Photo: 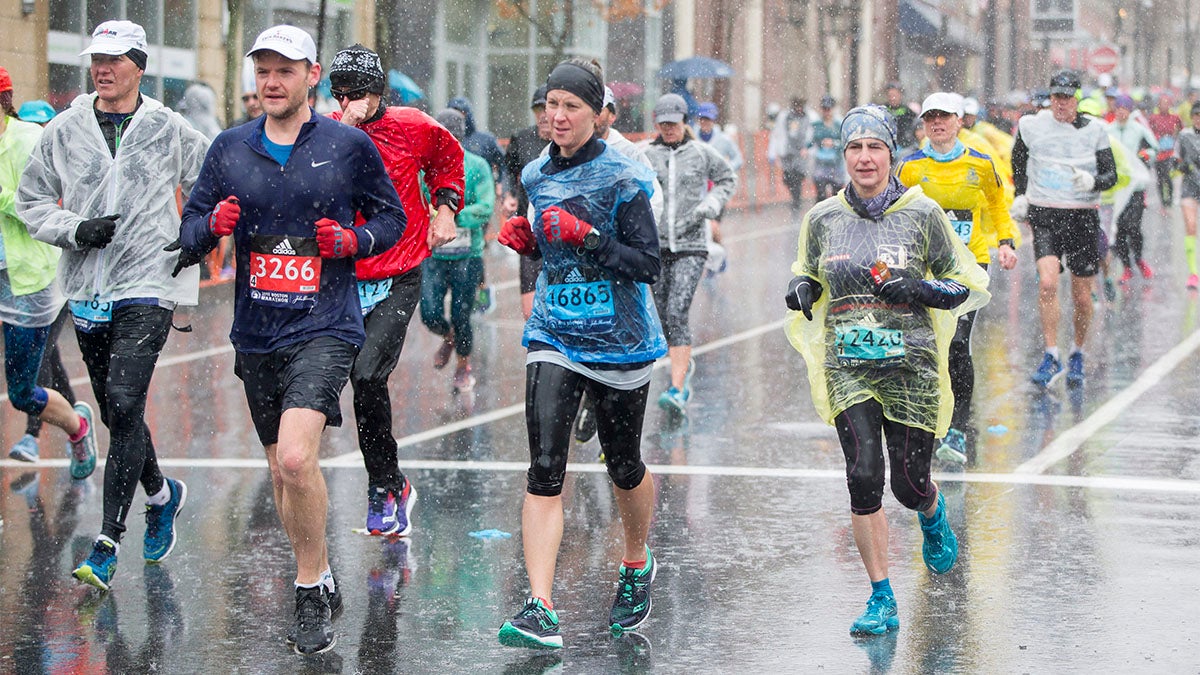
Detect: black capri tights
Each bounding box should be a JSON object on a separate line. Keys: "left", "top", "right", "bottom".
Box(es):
{"left": 834, "top": 399, "right": 937, "bottom": 515}
{"left": 524, "top": 361, "right": 649, "bottom": 497}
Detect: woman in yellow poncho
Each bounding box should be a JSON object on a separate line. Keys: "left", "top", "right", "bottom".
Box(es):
{"left": 783, "top": 105, "right": 990, "bottom": 636}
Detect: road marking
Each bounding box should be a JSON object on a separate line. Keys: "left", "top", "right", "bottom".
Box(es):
{"left": 1015, "top": 327, "right": 1200, "bottom": 474}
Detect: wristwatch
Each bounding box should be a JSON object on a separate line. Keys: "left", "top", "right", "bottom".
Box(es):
{"left": 582, "top": 229, "right": 601, "bottom": 251}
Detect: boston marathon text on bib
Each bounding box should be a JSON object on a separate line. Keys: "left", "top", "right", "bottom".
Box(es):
{"left": 945, "top": 208, "right": 973, "bottom": 246}
{"left": 249, "top": 234, "right": 321, "bottom": 309}
{"left": 545, "top": 265, "right": 615, "bottom": 322}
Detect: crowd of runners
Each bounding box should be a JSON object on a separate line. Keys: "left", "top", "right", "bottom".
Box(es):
{"left": 1, "top": 17, "right": 1197, "bottom": 658}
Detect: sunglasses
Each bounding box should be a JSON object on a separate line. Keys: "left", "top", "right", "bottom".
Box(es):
{"left": 330, "top": 86, "right": 371, "bottom": 102}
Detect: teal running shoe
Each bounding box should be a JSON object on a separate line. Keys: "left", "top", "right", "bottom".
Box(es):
{"left": 680, "top": 358, "right": 696, "bottom": 401}
{"left": 850, "top": 591, "right": 899, "bottom": 635}
{"left": 919, "top": 492, "right": 958, "bottom": 574}
{"left": 144, "top": 478, "right": 187, "bottom": 562}
{"left": 8, "top": 434, "right": 39, "bottom": 462}
{"left": 609, "top": 547, "right": 656, "bottom": 632}
{"left": 656, "top": 387, "right": 688, "bottom": 413}
{"left": 74, "top": 539, "right": 118, "bottom": 591}
{"left": 69, "top": 402, "right": 98, "bottom": 480}
{"left": 499, "top": 597, "right": 562, "bottom": 649}
{"left": 935, "top": 428, "right": 968, "bottom": 464}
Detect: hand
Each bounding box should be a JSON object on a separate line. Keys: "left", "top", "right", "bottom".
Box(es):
{"left": 315, "top": 217, "right": 359, "bottom": 258}
{"left": 340, "top": 99, "right": 371, "bottom": 126}
{"left": 542, "top": 206, "right": 593, "bottom": 247}
{"left": 997, "top": 244, "right": 1017, "bottom": 270}
{"left": 1009, "top": 195, "right": 1029, "bottom": 222}
{"left": 694, "top": 196, "right": 721, "bottom": 221}
{"left": 498, "top": 216, "right": 537, "bottom": 256}
{"left": 208, "top": 196, "right": 240, "bottom": 237}
{"left": 1071, "top": 169, "right": 1096, "bottom": 192}
{"left": 163, "top": 239, "right": 206, "bottom": 277}
{"left": 785, "top": 275, "right": 821, "bottom": 320}
{"left": 874, "top": 275, "right": 925, "bottom": 305}
{"left": 75, "top": 214, "right": 120, "bottom": 249}
{"left": 427, "top": 207, "right": 457, "bottom": 249}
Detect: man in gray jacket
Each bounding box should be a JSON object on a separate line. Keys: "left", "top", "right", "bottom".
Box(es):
{"left": 18, "top": 19, "right": 210, "bottom": 591}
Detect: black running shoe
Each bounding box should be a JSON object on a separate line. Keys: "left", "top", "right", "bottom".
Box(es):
{"left": 609, "top": 548, "right": 656, "bottom": 632}
{"left": 498, "top": 597, "right": 562, "bottom": 649}
{"left": 292, "top": 586, "right": 336, "bottom": 655}
{"left": 287, "top": 581, "right": 342, "bottom": 645}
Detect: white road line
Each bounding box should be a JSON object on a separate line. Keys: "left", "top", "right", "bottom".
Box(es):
{"left": 1015, "top": 327, "right": 1200, "bottom": 475}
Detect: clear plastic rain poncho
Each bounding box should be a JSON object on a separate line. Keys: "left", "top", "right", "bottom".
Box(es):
{"left": 16, "top": 93, "right": 209, "bottom": 306}
{"left": 786, "top": 186, "right": 990, "bottom": 436}
{"left": 522, "top": 146, "right": 667, "bottom": 364}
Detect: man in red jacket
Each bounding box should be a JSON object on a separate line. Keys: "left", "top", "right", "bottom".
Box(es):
{"left": 328, "top": 44, "right": 465, "bottom": 536}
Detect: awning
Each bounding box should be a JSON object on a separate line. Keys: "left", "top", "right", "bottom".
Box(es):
{"left": 899, "top": 0, "right": 979, "bottom": 54}
{"left": 899, "top": 0, "right": 938, "bottom": 38}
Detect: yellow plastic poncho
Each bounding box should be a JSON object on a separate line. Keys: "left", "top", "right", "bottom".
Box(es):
{"left": 786, "top": 186, "right": 990, "bottom": 436}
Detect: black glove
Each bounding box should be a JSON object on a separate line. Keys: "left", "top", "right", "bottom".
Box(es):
{"left": 874, "top": 275, "right": 925, "bottom": 305}
{"left": 163, "top": 239, "right": 207, "bottom": 278}
{"left": 785, "top": 275, "right": 821, "bottom": 320}
{"left": 76, "top": 214, "right": 120, "bottom": 249}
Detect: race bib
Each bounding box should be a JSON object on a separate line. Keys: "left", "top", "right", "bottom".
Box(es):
{"left": 358, "top": 277, "right": 392, "bottom": 315}
{"left": 1033, "top": 164, "right": 1073, "bottom": 192}
{"left": 835, "top": 325, "right": 905, "bottom": 363}
{"left": 946, "top": 209, "right": 973, "bottom": 245}
{"left": 248, "top": 234, "right": 321, "bottom": 309}
{"left": 545, "top": 266, "right": 614, "bottom": 321}
{"left": 434, "top": 225, "right": 473, "bottom": 257}
{"left": 69, "top": 294, "right": 113, "bottom": 325}
{"left": 1159, "top": 135, "right": 1175, "bottom": 151}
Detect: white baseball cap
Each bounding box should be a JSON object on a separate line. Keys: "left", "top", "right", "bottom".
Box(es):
{"left": 920, "top": 92, "right": 964, "bottom": 118}
{"left": 79, "top": 20, "right": 148, "bottom": 57}
{"left": 603, "top": 86, "right": 616, "bottom": 112}
{"left": 246, "top": 25, "right": 318, "bottom": 63}
{"left": 962, "top": 97, "right": 980, "bottom": 116}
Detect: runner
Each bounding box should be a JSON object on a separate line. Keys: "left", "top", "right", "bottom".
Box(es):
{"left": 0, "top": 67, "right": 92, "bottom": 468}
{"left": 419, "top": 108, "right": 493, "bottom": 392}
{"left": 768, "top": 97, "right": 813, "bottom": 216}
{"left": 1174, "top": 101, "right": 1200, "bottom": 289}
{"left": 695, "top": 102, "right": 744, "bottom": 173}
{"left": 897, "top": 92, "right": 1017, "bottom": 464}
{"left": 1146, "top": 94, "right": 1182, "bottom": 207}
{"left": 643, "top": 93, "right": 736, "bottom": 414}
{"left": 177, "top": 25, "right": 406, "bottom": 654}
{"left": 811, "top": 95, "right": 845, "bottom": 202}
{"left": 785, "top": 104, "right": 989, "bottom": 635}
{"left": 1010, "top": 70, "right": 1118, "bottom": 387}
{"left": 1104, "top": 94, "right": 1157, "bottom": 283}
{"left": 495, "top": 58, "right": 665, "bottom": 649}
{"left": 17, "top": 20, "right": 208, "bottom": 591}
{"left": 326, "top": 44, "right": 464, "bottom": 537}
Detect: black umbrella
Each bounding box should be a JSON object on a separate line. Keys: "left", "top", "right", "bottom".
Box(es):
{"left": 656, "top": 56, "right": 734, "bottom": 80}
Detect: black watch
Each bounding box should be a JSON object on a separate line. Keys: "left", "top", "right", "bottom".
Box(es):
{"left": 582, "top": 229, "right": 601, "bottom": 250}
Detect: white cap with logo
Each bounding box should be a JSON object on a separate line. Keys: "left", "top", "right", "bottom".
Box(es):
{"left": 246, "top": 25, "right": 318, "bottom": 63}
{"left": 79, "top": 20, "right": 148, "bottom": 57}
{"left": 920, "top": 92, "right": 964, "bottom": 118}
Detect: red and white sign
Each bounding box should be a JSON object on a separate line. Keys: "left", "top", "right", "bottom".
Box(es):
{"left": 1050, "top": 44, "right": 1120, "bottom": 76}
{"left": 1089, "top": 45, "right": 1120, "bottom": 75}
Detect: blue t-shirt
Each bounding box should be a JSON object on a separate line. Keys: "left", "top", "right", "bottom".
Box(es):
{"left": 262, "top": 132, "right": 293, "bottom": 166}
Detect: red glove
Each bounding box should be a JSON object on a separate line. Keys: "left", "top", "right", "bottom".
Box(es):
{"left": 542, "top": 206, "right": 592, "bottom": 247}
{"left": 315, "top": 218, "right": 359, "bottom": 258}
{"left": 208, "top": 196, "right": 240, "bottom": 237}
{"left": 498, "top": 216, "right": 537, "bottom": 256}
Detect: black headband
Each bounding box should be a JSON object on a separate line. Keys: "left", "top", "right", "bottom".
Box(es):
{"left": 545, "top": 62, "right": 603, "bottom": 114}
{"left": 125, "top": 49, "right": 147, "bottom": 71}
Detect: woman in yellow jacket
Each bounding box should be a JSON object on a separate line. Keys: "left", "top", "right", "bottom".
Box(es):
{"left": 896, "top": 92, "right": 1017, "bottom": 463}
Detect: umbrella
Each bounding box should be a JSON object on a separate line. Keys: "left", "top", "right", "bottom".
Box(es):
{"left": 388, "top": 69, "right": 425, "bottom": 103}
{"left": 607, "top": 81, "right": 645, "bottom": 99}
{"left": 656, "top": 56, "right": 734, "bottom": 80}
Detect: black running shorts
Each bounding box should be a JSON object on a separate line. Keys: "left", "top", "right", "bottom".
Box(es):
{"left": 234, "top": 335, "right": 357, "bottom": 446}
{"left": 1028, "top": 206, "right": 1101, "bottom": 277}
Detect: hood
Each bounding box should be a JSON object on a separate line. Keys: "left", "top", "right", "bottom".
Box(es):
{"left": 447, "top": 96, "right": 478, "bottom": 136}
{"left": 180, "top": 84, "right": 217, "bottom": 116}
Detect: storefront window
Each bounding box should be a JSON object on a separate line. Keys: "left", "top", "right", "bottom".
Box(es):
{"left": 127, "top": 0, "right": 162, "bottom": 43}
{"left": 49, "top": 0, "right": 83, "bottom": 32}
{"left": 164, "top": 0, "right": 196, "bottom": 48}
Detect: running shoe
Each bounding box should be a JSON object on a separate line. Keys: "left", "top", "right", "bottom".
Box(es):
{"left": 850, "top": 591, "right": 899, "bottom": 635}
{"left": 1137, "top": 259, "right": 1154, "bottom": 279}
{"left": 8, "top": 434, "right": 39, "bottom": 462}
{"left": 10, "top": 472, "right": 39, "bottom": 506}
{"left": 433, "top": 336, "right": 454, "bottom": 370}
{"left": 680, "top": 358, "right": 697, "bottom": 401}
{"left": 1066, "top": 352, "right": 1085, "bottom": 386}
{"left": 1189, "top": 274, "right": 1199, "bottom": 290}
{"left": 475, "top": 286, "right": 495, "bottom": 315}
{"left": 656, "top": 387, "right": 689, "bottom": 413}
{"left": 69, "top": 402, "right": 98, "bottom": 480}
{"left": 452, "top": 363, "right": 476, "bottom": 393}
{"left": 393, "top": 478, "right": 416, "bottom": 537}
{"left": 498, "top": 597, "right": 562, "bottom": 649}
{"left": 366, "top": 485, "right": 400, "bottom": 535}
{"left": 144, "top": 478, "right": 187, "bottom": 562}
{"left": 609, "top": 547, "right": 656, "bottom": 632}
{"left": 918, "top": 492, "right": 958, "bottom": 574}
{"left": 935, "top": 428, "right": 968, "bottom": 464}
{"left": 574, "top": 396, "right": 597, "bottom": 443}
{"left": 74, "top": 539, "right": 118, "bottom": 591}
{"left": 292, "top": 585, "right": 336, "bottom": 655}
{"left": 1030, "top": 353, "right": 1063, "bottom": 387}
{"left": 1118, "top": 267, "right": 1134, "bottom": 285}
{"left": 287, "top": 578, "right": 343, "bottom": 645}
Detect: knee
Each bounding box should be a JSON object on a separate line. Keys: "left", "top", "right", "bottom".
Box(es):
{"left": 275, "top": 444, "right": 318, "bottom": 487}
{"left": 890, "top": 475, "right": 934, "bottom": 512}
{"left": 846, "top": 467, "right": 885, "bottom": 514}
{"left": 526, "top": 467, "right": 565, "bottom": 497}
{"left": 606, "top": 456, "right": 646, "bottom": 491}
{"left": 8, "top": 385, "right": 45, "bottom": 415}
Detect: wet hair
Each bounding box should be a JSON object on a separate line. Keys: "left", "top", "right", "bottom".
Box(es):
{"left": 0, "top": 91, "right": 15, "bottom": 120}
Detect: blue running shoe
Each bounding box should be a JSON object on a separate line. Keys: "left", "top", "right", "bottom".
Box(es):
{"left": 1030, "top": 353, "right": 1063, "bottom": 388}
{"left": 499, "top": 597, "right": 562, "bottom": 649}
{"left": 919, "top": 492, "right": 958, "bottom": 574}
{"left": 144, "top": 478, "right": 187, "bottom": 562}
{"left": 680, "top": 358, "right": 697, "bottom": 401}
{"left": 1066, "top": 352, "right": 1085, "bottom": 386}
{"left": 74, "top": 539, "right": 118, "bottom": 591}
{"left": 609, "top": 547, "right": 656, "bottom": 632}
{"left": 850, "top": 591, "right": 899, "bottom": 635}
{"left": 9, "top": 434, "right": 39, "bottom": 462}
{"left": 935, "top": 428, "right": 968, "bottom": 464}
{"left": 69, "top": 402, "right": 98, "bottom": 480}
{"left": 657, "top": 387, "right": 688, "bottom": 413}
{"left": 366, "top": 485, "right": 399, "bottom": 535}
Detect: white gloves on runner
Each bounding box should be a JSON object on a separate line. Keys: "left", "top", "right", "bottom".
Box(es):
{"left": 1072, "top": 168, "right": 1096, "bottom": 192}
{"left": 694, "top": 195, "right": 723, "bottom": 221}
{"left": 1009, "top": 195, "right": 1029, "bottom": 222}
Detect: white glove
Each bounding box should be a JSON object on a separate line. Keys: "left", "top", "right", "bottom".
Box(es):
{"left": 1072, "top": 168, "right": 1096, "bottom": 192}
{"left": 694, "top": 195, "right": 722, "bottom": 221}
{"left": 1009, "top": 195, "right": 1029, "bottom": 222}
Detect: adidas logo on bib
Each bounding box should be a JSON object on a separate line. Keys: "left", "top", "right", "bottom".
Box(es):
{"left": 564, "top": 268, "right": 586, "bottom": 283}
{"left": 273, "top": 238, "right": 297, "bottom": 255}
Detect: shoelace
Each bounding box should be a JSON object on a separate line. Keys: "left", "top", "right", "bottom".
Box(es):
{"left": 617, "top": 568, "right": 645, "bottom": 604}
{"left": 296, "top": 591, "right": 328, "bottom": 630}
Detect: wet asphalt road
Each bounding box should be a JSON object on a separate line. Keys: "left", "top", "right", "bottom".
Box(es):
{"left": 1, "top": 198, "right": 1198, "bottom": 674}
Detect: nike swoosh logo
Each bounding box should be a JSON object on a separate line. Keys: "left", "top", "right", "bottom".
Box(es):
{"left": 311, "top": 160, "right": 331, "bottom": 168}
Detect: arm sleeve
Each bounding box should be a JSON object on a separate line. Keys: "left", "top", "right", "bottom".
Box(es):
{"left": 1141, "top": 123, "right": 1160, "bottom": 152}
{"left": 1011, "top": 130, "right": 1029, "bottom": 196}
{"left": 16, "top": 130, "right": 85, "bottom": 249}
{"left": 916, "top": 278, "right": 970, "bottom": 310}
{"left": 704, "top": 146, "right": 738, "bottom": 211}
{"left": 351, "top": 139, "right": 406, "bottom": 259}
{"left": 1093, "top": 146, "right": 1118, "bottom": 192}
{"left": 589, "top": 191, "right": 660, "bottom": 283}
{"left": 925, "top": 209, "right": 972, "bottom": 313}
{"left": 981, "top": 159, "right": 1017, "bottom": 244}
{"left": 417, "top": 112, "right": 466, "bottom": 210}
